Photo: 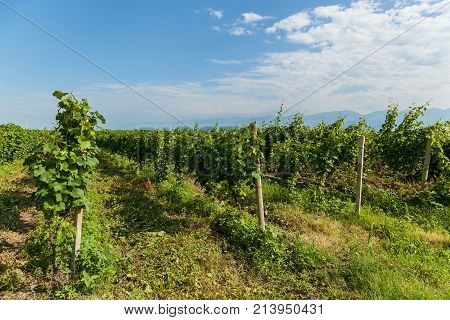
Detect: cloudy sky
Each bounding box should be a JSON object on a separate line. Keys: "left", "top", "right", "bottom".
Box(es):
{"left": 0, "top": 0, "right": 449, "bottom": 128}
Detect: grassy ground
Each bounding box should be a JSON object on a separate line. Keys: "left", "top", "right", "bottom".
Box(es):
{"left": 1, "top": 152, "right": 449, "bottom": 299}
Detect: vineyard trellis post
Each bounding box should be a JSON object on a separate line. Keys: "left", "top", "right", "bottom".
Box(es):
{"left": 421, "top": 136, "right": 432, "bottom": 189}
{"left": 251, "top": 122, "right": 266, "bottom": 232}
{"left": 71, "top": 207, "right": 84, "bottom": 269}
{"left": 355, "top": 135, "right": 365, "bottom": 214}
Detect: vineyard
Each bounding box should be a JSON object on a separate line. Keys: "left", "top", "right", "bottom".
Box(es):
{"left": 0, "top": 93, "right": 449, "bottom": 299}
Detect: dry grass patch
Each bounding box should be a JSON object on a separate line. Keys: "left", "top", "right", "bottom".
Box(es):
{"left": 270, "top": 206, "right": 374, "bottom": 253}
{"left": 413, "top": 229, "right": 450, "bottom": 246}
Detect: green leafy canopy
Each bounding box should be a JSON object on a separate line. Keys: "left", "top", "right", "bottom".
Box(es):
{"left": 25, "top": 91, "right": 105, "bottom": 219}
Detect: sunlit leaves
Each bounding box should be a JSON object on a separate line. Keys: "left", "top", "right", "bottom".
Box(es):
{"left": 52, "top": 90, "right": 68, "bottom": 100}
{"left": 25, "top": 91, "right": 105, "bottom": 218}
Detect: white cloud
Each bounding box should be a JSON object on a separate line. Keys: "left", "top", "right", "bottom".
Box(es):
{"left": 206, "top": 59, "right": 243, "bottom": 65}
{"left": 313, "top": 5, "right": 341, "bottom": 17}
{"left": 77, "top": 0, "right": 450, "bottom": 120}
{"left": 242, "top": 12, "right": 270, "bottom": 24}
{"left": 266, "top": 12, "right": 310, "bottom": 33}
{"left": 229, "top": 26, "right": 251, "bottom": 36}
{"left": 229, "top": 0, "right": 450, "bottom": 115}
{"left": 198, "top": 1, "right": 448, "bottom": 115}
{"left": 286, "top": 32, "right": 315, "bottom": 44}
{"left": 208, "top": 8, "right": 223, "bottom": 19}
{"left": 213, "top": 12, "right": 270, "bottom": 36}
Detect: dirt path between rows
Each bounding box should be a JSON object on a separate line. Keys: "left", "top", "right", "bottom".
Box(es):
{"left": 0, "top": 167, "right": 43, "bottom": 299}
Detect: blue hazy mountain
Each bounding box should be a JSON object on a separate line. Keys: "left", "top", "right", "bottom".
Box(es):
{"left": 191, "top": 108, "right": 449, "bottom": 130}
{"left": 114, "top": 108, "right": 448, "bottom": 129}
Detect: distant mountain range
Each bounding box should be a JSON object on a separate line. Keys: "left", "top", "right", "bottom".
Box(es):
{"left": 301, "top": 108, "right": 449, "bottom": 129}
{"left": 114, "top": 108, "right": 449, "bottom": 129}
{"left": 189, "top": 108, "right": 449, "bottom": 130}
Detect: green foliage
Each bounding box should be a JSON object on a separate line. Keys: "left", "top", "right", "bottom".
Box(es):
{"left": 363, "top": 185, "right": 450, "bottom": 232}
{"left": 214, "top": 210, "right": 289, "bottom": 271}
{"left": 373, "top": 102, "right": 449, "bottom": 183}
{"left": 291, "top": 238, "right": 334, "bottom": 272}
{"left": 156, "top": 177, "right": 224, "bottom": 218}
{"left": 24, "top": 91, "right": 105, "bottom": 218}
{"left": 91, "top": 103, "right": 449, "bottom": 299}
{"left": 98, "top": 124, "right": 260, "bottom": 205}
{"left": 26, "top": 207, "right": 117, "bottom": 295}
{"left": 21, "top": 91, "right": 108, "bottom": 292}
{"left": 429, "top": 121, "right": 450, "bottom": 204}
{"left": 98, "top": 103, "right": 448, "bottom": 208}
{"left": 155, "top": 174, "right": 336, "bottom": 278}
{"left": 213, "top": 205, "right": 337, "bottom": 278}
{"left": 0, "top": 124, "right": 42, "bottom": 163}
{"left": 2, "top": 146, "right": 448, "bottom": 299}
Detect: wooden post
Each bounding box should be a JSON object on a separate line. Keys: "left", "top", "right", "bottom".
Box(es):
{"left": 71, "top": 207, "right": 83, "bottom": 269}
{"left": 355, "top": 136, "right": 365, "bottom": 215}
{"left": 421, "top": 137, "right": 432, "bottom": 189}
{"left": 251, "top": 122, "right": 266, "bottom": 232}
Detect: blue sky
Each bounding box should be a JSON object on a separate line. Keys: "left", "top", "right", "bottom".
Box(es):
{"left": 0, "top": 0, "right": 449, "bottom": 128}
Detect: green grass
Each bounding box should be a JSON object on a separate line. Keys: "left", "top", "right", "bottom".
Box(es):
{"left": 260, "top": 181, "right": 450, "bottom": 299}
{"left": 1, "top": 153, "right": 449, "bottom": 299}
